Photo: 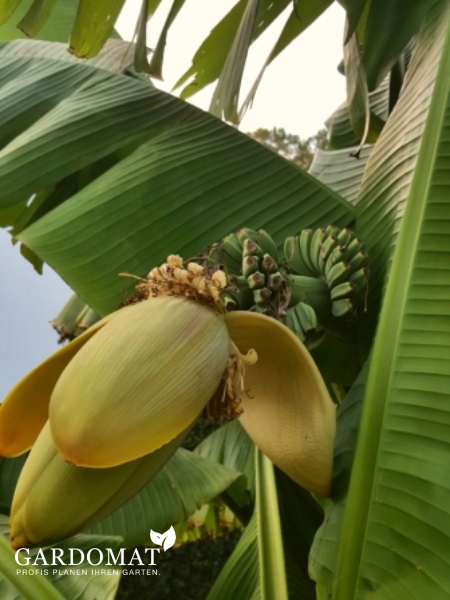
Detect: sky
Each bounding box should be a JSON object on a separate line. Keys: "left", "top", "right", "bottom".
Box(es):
{"left": 0, "top": 1, "right": 346, "bottom": 398}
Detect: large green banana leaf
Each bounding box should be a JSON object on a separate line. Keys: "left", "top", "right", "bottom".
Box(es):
{"left": 0, "top": 40, "right": 352, "bottom": 315}
{"left": 310, "top": 1, "right": 450, "bottom": 598}
{"left": 356, "top": 0, "right": 450, "bottom": 354}
{"left": 88, "top": 449, "right": 247, "bottom": 549}
{"left": 0, "top": 517, "right": 122, "bottom": 600}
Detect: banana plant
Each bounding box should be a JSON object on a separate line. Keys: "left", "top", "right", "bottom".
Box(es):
{"left": 0, "top": 0, "right": 449, "bottom": 599}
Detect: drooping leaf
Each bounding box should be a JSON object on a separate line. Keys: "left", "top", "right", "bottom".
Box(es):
{"left": 362, "top": 0, "right": 442, "bottom": 90}
{"left": 16, "top": 0, "right": 58, "bottom": 38}
{"left": 338, "top": 0, "right": 368, "bottom": 42}
{"left": 88, "top": 449, "right": 247, "bottom": 549}
{"left": 174, "top": 0, "right": 292, "bottom": 100}
{"left": 147, "top": 0, "right": 187, "bottom": 79}
{"left": 326, "top": 76, "right": 389, "bottom": 150}
{"left": 239, "top": 0, "right": 333, "bottom": 120}
{"left": 209, "top": 0, "right": 259, "bottom": 124}
{"left": 68, "top": 0, "right": 126, "bottom": 59}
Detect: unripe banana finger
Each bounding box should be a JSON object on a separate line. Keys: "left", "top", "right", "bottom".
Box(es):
{"left": 247, "top": 271, "right": 266, "bottom": 289}
{"left": 330, "top": 282, "right": 358, "bottom": 301}
{"left": 243, "top": 238, "right": 264, "bottom": 259}
{"left": 256, "top": 229, "right": 278, "bottom": 261}
{"left": 261, "top": 254, "right": 278, "bottom": 275}
{"left": 326, "top": 262, "right": 352, "bottom": 288}
{"left": 337, "top": 228, "right": 352, "bottom": 247}
{"left": 325, "top": 246, "right": 346, "bottom": 276}
{"left": 349, "top": 251, "right": 369, "bottom": 272}
{"left": 299, "top": 229, "right": 316, "bottom": 273}
{"left": 318, "top": 235, "right": 338, "bottom": 274}
{"left": 242, "top": 255, "right": 259, "bottom": 278}
{"left": 253, "top": 288, "right": 272, "bottom": 305}
{"left": 284, "top": 236, "right": 316, "bottom": 276}
{"left": 237, "top": 227, "right": 258, "bottom": 245}
{"left": 310, "top": 228, "right": 326, "bottom": 272}
{"left": 332, "top": 298, "right": 354, "bottom": 318}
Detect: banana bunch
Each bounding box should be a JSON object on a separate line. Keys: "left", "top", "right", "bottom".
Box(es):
{"left": 205, "top": 228, "right": 289, "bottom": 317}
{"left": 284, "top": 226, "right": 369, "bottom": 318}
{"left": 285, "top": 302, "right": 326, "bottom": 350}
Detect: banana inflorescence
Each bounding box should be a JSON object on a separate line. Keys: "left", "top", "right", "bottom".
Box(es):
{"left": 4, "top": 225, "right": 367, "bottom": 550}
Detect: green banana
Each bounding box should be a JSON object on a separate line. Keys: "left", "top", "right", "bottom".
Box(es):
{"left": 283, "top": 235, "right": 316, "bottom": 277}
{"left": 262, "top": 254, "right": 278, "bottom": 275}
{"left": 324, "top": 225, "right": 340, "bottom": 238}
{"left": 349, "top": 267, "right": 369, "bottom": 287}
{"left": 285, "top": 302, "right": 325, "bottom": 350}
{"left": 253, "top": 288, "right": 272, "bottom": 305}
{"left": 243, "top": 238, "right": 264, "bottom": 259}
{"left": 268, "top": 272, "right": 284, "bottom": 291}
{"left": 310, "top": 228, "right": 326, "bottom": 273}
{"left": 220, "top": 234, "right": 244, "bottom": 272}
{"left": 330, "top": 282, "right": 358, "bottom": 301}
{"left": 299, "top": 229, "right": 316, "bottom": 273}
{"left": 236, "top": 227, "right": 258, "bottom": 245}
{"left": 317, "top": 235, "right": 338, "bottom": 274}
{"left": 221, "top": 292, "right": 238, "bottom": 311}
{"left": 349, "top": 251, "right": 369, "bottom": 271}
{"left": 247, "top": 272, "right": 265, "bottom": 290}
{"left": 345, "top": 237, "right": 365, "bottom": 261}
{"left": 332, "top": 298, "right": 354, "bottom": 318}
{"left": 255, "top": 229, "right": 278, "bottom": 261}
{"left": 287, "top": 275, "right": 331, "bottom": 319}
{"left": 337, "top": 228, "right": 352, "bottom": 247}
{"left": 326, "top": 262, "right": 352, "bottom": 288}
{"left": 242, "top": 255, "right": 259, "bottom": 278}
{"left": 228, "top": 274, "right": 246, "bottom": 289}
{"left": 325, "top": 245, "right": 347, "bottom": 276}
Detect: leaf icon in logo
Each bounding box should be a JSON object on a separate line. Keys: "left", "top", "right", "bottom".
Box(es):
{"left": 149, "top": 526, "right": 176, "bottom": 551}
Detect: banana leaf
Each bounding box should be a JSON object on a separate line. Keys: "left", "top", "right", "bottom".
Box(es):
{"left": 88, "top": 449, "right": 247, "bottom": 549}
{"left": 0, "top": 40, "right": 352, "bottom": 315}
{"left": 310, "top": 2, "right": 450, "bottom": 598}
{"left": 309, "top": 145, "right": 372, "bottom": 205}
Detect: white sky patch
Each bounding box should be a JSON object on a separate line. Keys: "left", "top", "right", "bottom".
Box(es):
{"left": 116, "top": 0, "right": 346, "bottom": 136}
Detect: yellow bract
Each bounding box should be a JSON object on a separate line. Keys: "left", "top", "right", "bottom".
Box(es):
{"left": 225, "top": 311, "right": 336, "bottom": 497}
{"left": 0, "top": 313, "right": 116, "bottom": 457}
{"left": 50, "top": 296, "right": 230, "bottom": 467}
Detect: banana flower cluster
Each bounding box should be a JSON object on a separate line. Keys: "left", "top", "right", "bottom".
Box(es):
{"left": 0, "top": 256, "right": 336, "bottom": 549}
